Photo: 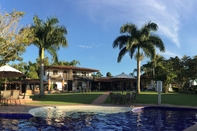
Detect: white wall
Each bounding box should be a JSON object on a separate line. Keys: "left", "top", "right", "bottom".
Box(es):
{"left": 56, "top": 82, "right": 62, "bottom": 90}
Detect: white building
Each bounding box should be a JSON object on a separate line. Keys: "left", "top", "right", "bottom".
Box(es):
{"left": 44, "top": 66, "right": 99, "bottom": 91}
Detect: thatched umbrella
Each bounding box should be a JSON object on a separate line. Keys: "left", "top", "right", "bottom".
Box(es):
{"left": 0, "top": 64, "right": 24, "bottom": 90}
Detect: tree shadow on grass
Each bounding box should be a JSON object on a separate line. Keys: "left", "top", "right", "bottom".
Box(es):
{"left": 30, "top": 93, "right": 102, "bottom": 104}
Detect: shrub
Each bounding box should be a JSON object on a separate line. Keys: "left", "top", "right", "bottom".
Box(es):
{"left": 172, "top": 87, "right": 179, "bottom": 92}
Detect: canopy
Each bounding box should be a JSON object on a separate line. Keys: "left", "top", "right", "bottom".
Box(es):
{"left": 0, "top": 64, "right": 25, "bottom": 90}
{"left": 0, "top": 64, "right": 24, "bottom": 78}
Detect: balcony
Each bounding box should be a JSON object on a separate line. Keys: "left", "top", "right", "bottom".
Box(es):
{"left": 50, "top": 74, "right": 62, "bottom": 79}
{"left": 73, "top": 75, "right": 94, "bottom": 80}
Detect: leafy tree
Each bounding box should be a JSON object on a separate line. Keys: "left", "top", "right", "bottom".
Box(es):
{"left": 155, "top": 59, "right": 177, "bottom": 92}
{"left": 180, "top": 55, "right": 192, "bottom": 89}
{"left": 70, "top": 60, "right": 80, "bottom": 66}
{"left": 106, "top": 72, "right": 112, "bottom": 77}
{"left": 25, "top": 62, "right": 39, "bottom": 79}
{"left": 12, "top": 57, "right": 50, "bottom": 79}
{"left": 168, "top": 56, "right": 184, "bottom": 88}
{"left": 113, "top": 21, "right": 165, "bottom": 93}
{"left": 30, "top": 15, "right": 68, "bottom": 95}
{"left": 53, "top": 61, "right": 70, "bottom": 66}
{"left": 53, "top": 60, "right": 80, "bottom": 66}
{"left": 92, "top": 71, "right": 103, "bottom": 78}
{"left": 129, "top": 69, "right": 137, "bottom": 77}
{"left": 0, "top": 10, "right": 33, "bottom": 64}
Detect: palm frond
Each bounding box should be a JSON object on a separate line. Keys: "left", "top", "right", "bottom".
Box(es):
{"left": 117, "top": 47, "right": 128, "bottom": 62}
{"left": 120, "top": 23, "right": 137, "bottom": 34}
{"left": 149, "top": 35, "right": 165, "bottom": 52}
{"left": 146, "top": 21, "right": 158, "bottom": 31}
{"left": 112, "top": 35, "right": 128, "bottom": 49}
{"left": 47, "top": 46, "right": 58, "bottom": 63}
{"left": 126, "top": 37, "right": 138, "bottom": 50}
{"left": 141, "top": 43, "right": 155, "bottom": 58}
{"left": 128, "top": 45, "right": 137, "bottom": 59}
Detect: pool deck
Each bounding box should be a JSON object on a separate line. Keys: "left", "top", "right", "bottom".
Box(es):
{"left": 0, "top": 91, "right": 197, "bottom": 131}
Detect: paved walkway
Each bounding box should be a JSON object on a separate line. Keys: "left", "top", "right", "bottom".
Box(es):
{"left": 91, "top": 91, "right": 110, "bottom": 105}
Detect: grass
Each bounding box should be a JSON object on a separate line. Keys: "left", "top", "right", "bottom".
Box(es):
{"left": 29, "top": 91, "right": 105, "bottom": 105}
{"left": 29, "top": 91, "right": 197, "bottom": 107}
{"left": 105, "top": 91, "right": 197, "bottom": 106}
{"left": 136, "top": 91, "right": 197, "bottom": 106}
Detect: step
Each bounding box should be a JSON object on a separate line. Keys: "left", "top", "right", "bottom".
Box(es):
{"left": 20, "top": 99, "right": 33, "bottom": 102}
{"left": 19, "top": 95, "right": 31, "bottom": 99}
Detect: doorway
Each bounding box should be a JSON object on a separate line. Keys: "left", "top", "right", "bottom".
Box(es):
{"left": 68, "top": 80, "right": 72, "bottom": 91}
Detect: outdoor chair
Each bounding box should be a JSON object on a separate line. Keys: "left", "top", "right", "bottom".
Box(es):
{"left": 114, "top": 93, "right": 124, "bottom": 104}
{"left": 114, "top": 93, "right": 120, "bottom": 104}
{"left": 109, "top": 92, "right": 115, "bottom": 103}
{"left": 10, "top": 90, "right": 21, "bottom": 105}
{"left": 1, "top": 90, "right": 12, "bottom": 105}
{"left": 124, "top": 92, "right": 131, "bottom": 104}
{"left": 130, "top": 92, "right": 137, "bottom": 104}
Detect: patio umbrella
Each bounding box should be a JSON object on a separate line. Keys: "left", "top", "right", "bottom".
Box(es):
{"left": 0, "top": 64, "right": 25, "bottom": 90}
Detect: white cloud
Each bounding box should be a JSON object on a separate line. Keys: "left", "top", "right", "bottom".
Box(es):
{"left": 76, "top": 0, "right": 197, "bottom": 49}
{"left": 78, "top": 45, "right": 92, "bottom": 49}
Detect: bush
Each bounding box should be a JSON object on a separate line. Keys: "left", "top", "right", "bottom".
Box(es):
{"left": 172, "top": 87, "right": 179, "bottom": 92}
{"left": 179, "top": 90, "right": 190, "bottom": 94}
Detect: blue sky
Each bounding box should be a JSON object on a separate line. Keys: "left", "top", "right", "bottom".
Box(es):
{"left": 1, "top": 0, "right": 197, "bottom": 76}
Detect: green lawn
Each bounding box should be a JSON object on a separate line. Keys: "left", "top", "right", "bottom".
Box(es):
{"left": 105, "top": 91, "right": 197, "bottom": 107}
{"left": 29, "top": 91, "right": 104, "bottom": 105}
{"left": 29, "top": 91, "right": 197, "bottom": 107}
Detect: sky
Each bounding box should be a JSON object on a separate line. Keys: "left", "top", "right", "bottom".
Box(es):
{"left": 1, "top": 0, "right": 197, "bottom": 76}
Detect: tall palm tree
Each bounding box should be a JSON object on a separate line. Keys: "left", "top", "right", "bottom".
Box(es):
{"left": 31, "top": 15, "right": 68, "bottom": 95}
{"left": 113, "top": 21, "right": 165, "bottom": 93}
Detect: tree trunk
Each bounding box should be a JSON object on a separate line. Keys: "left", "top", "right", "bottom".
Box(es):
{"left": 40, "top": 48, "right": 44, "bottom": 96}
{"left": 40, "top": 63, "right": 44, "bottom": 96}
{"left": 137, "top": 60, "right": 141, "bottom": 94}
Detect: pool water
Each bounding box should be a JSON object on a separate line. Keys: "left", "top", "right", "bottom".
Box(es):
{"left": 0, "top": 106, "right": 197, "bottom": 131}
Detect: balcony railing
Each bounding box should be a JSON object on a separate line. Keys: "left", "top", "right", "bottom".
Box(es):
{"left": 72, "top": 75, "right": 94, "bottom": 80}
{"left": 49, "top": 74, "right": 94, "bottom": 81}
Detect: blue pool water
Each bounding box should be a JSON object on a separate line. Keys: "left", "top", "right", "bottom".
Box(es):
{"left": 0, "top": 106, "right": 197, "bottom": 131}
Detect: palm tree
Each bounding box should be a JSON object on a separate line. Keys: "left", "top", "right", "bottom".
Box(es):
{"left": 70, "top": 60, "right": 80, "bottom": 66}
{"left": 31, "top": 15, "right": 68, "bottom": 95}
{"left": 113, "top": 21, "right": 165, "bottom": 93}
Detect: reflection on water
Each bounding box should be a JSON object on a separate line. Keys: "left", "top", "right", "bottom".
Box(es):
{"left": 0, "top": 119, "right": 19, "bottom": 130}
{"left": 0, "top": 107, "right": 197, "bottom": 131}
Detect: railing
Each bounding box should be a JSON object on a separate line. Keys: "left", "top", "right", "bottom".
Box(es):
{"left": 50, "top": 74, "right": 62, "bottom": 78}
{"left": 50, "top": 74, "right": 94, "bottom": 81}
{"left": 72, "top": 75, "right": 94, "bottom": 80}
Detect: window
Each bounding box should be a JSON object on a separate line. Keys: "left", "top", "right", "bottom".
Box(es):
{"left": 53, "top": 70, "right": 58, "bottom": 75}
{"left": 82, "top": 71, "right": 86, "bottom": 76}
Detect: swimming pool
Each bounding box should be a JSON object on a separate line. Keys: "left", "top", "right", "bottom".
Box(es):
{"left": 0, "top": 106, "right": 197, "bottom": 130}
